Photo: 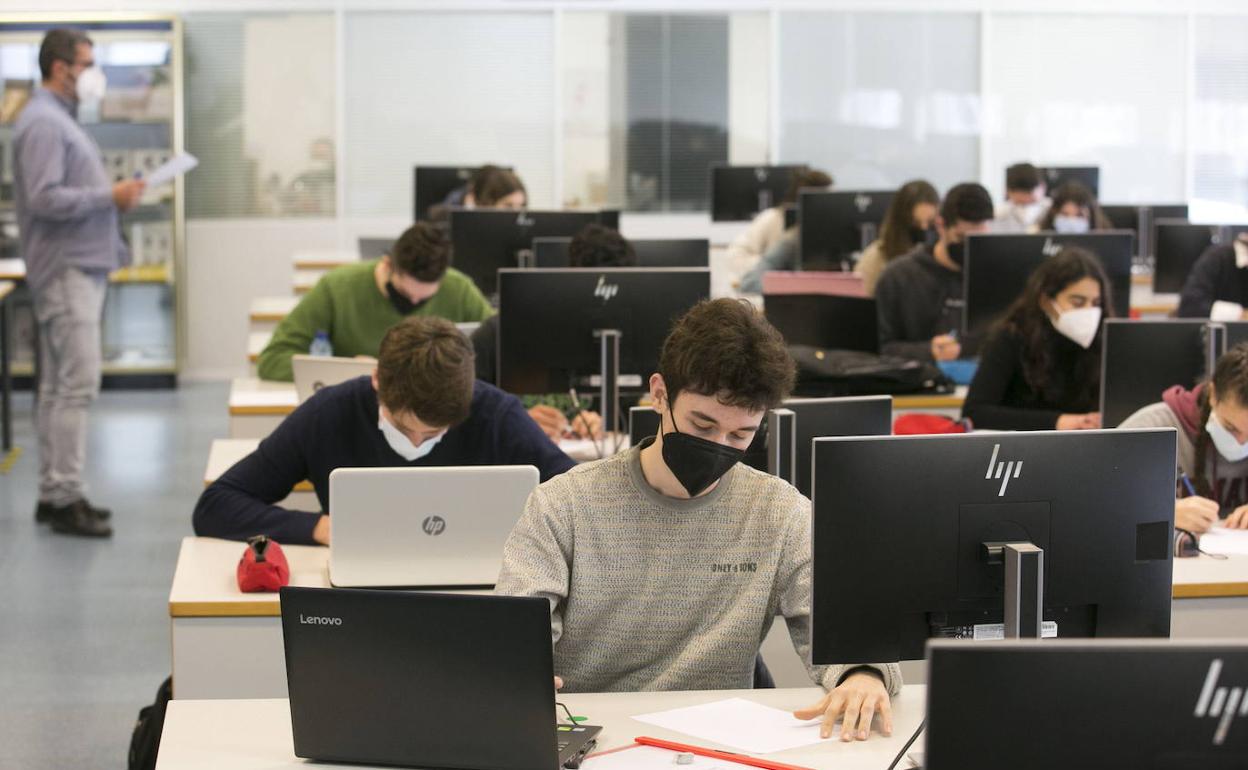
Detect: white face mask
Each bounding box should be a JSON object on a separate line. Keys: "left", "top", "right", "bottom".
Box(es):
{"left": 1053, "top": 214, "right": 1090, "bottom": 234}
{"left": 378, "top": 408, "right": 443, "bottom": 462}
{"left": 74, "top": 66, "right": 107, "bottom": 105}
{"left": 1207, "top": 412, "right": 1248, "bottom": 463}
{"left": 1050, "top": 305, "right": 1101, "bottom": 349}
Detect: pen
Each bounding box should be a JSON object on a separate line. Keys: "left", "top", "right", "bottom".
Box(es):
{"left": 633, "top": 736, "right": 815, "bottom": 770}
{"left": 1179, "top": 473, "right": 1197, "bottom": 498}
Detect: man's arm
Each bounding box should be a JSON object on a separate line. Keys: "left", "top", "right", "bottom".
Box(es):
{"left": 16, "top": 120, "right": 114, "bottom": 221}
{"left": 494, "top": 394, "right": 576, "bottom": 481}
{"left": 875, "top": 273, "right": 935, "bottom": 361}
{"left": 494, "top": 484, "right": 575, "bottom": 645}
{"left": 1177, "top": 246, "right": 1227, "bottom": 319}
{"left": 257, "top": 280, "right": 336, "bottom": 382}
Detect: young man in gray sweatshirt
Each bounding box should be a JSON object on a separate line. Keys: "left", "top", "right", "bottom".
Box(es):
{"left": 496, "top": 298, "right": 902, "bottom": 743}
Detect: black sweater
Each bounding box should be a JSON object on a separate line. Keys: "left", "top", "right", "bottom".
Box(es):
{"left": 192, "top": 376, "right": 575, "bottom": 544}
{"left": 874, "top": 246, "right": 970, "bottom": 360}
{"left": 962, "top": 327, "right": 1099, "bottom": 431}
{"left": 1178, "top": 244, "right": 1248, "bottom": 318}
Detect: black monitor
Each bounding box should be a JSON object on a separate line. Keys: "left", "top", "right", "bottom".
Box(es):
{"left": 962, "top": 232, "right": 1134, "bottom": 339}
{"left": 357, "top": 237, "right": 391, "bottom": 259}
{"left": 810, "top": 429, "right": 1176, "bottom": 664}
{"left": 1101, "top": 204, "right": 1190, "bottom": 259}
{"left": 531, "top": 237, "right": 710, "bottom": 269}
{"left": 925, "top": 640, "right": 1248, "bottom": 768}
{"left": 783, "top": 204, "right": 799, "bottom": 230}
{"left": 763, "top": 294, "right": 878, "bottom": 354}
{"left": 709, "top": 164, "right": 803, "bottom": 222}
{"left": 1101, "top": 205, "right": 1140, "bottom": 234}
{"left": 1154, "top": 221, "right": 1222, "bottom": 294}
{"left": 449, "top": 210, "right": 615, "bottom": 296}
{"left": 1100, "top": 319, "right": 1216, "bottom": 428}
{"left": 1219, "top": 321, "right": 1248, "bottom": 351}
{"left": 497, "top": 267, "right": 710, "bottom": 399}
{"left": 1038, "top": 165, "right": 1100, "bottom": 198}
{"left": 413, "top": 165, "right": 483, "bottom": 222}
{"left": 798, "top": 190, "right": 895, "bottom": 271}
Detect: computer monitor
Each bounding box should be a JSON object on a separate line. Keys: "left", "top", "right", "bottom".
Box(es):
{"left": 709, "top": 164, "right": 803, "bottom": 222}
{"left": 357, "top": 237, "right": 391, "bottom": 259}
{"left": 1101, "top": 205, "right": 1140, "bottom": 235}
{"left": 413, "top": 165, "right": 484, "bottom": 222}
{"left": 1037, "top": 165, "right": 1100, "bottom": 198}
{"left": 449, "top": 209, "right": 615, "bottom": 296}
{"left": 783, "top": 204, "right": 799, "bottom": 230}
{"left": 925, "top": 640, "right": 1248, "bottom": 768}
{"left": 497, "top": 268, "right": 710, "bottom": 425}
{"left": 1101, "top": 204, "right": 1189, "bottom": 259}
{"left": 531, "top": 237, "right": 710, "bottom": 269}
{"left": 962, "top": 232, "right": 1134, "bottom": 339}
{"left": 1100, "top": 319, "right": 1217, "bottom": 428}
{"left": 810, "top": 429, "right": 1176, "bottom": 664}
{"left": 1153, "top": 221, "right": 1222, "bottom": 294}
{"left": 798, "top": 190, "right": 895, "bottom": 271}
{"left": 1218, "top": 321, "right": 1248, "bottom": 351}
{"left": 763, "top": 294, "right": 878, "bottom": 354}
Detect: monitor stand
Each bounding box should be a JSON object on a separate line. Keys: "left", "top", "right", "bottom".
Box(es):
{"left": 766, "top": 408, "right": 796, "bottom": 486}
{"left": 594, "top": 329, "right": 622, "bottom": 435}
{"left": 516, "top": 249, "right": 535, "bottom": 269}
{"left": 983, "top": 541, "right": 1044, "bottom": 639}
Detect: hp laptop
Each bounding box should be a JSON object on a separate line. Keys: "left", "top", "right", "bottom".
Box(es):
{"left": 328, "top": 465, "right": 538, "bottom": 589}
{"left": 281, "top": 587, "right": 601, "bottom": 769}
{"left": 291, "top": 354, "right": 376, "bottom": 403}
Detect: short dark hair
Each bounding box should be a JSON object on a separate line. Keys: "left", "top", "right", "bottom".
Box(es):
{"left": 940, "top": 182, "right": 994, "bottom": 227}
{"left": 659, "top": 298, "right": 795, "bottom": 412}
{"left": 568, "top": 224, "right": 637, "bottom": 268}
{"left": 471, "top": 165, "right": 526, "bottom": 207}
{"left": 1005, "top": 163, "right": 1041, "bottom": 192}
{"left": 782, "top": 166, "right": 833, "bottom": 205}
{"left": 376, "top": 316, "right": 476, "bottom": 427}
{"left": 40, "top": 28, "right": 92, "bottom": 81}
{"left": 390, "top": 222, "right": 450, "bottom": 282}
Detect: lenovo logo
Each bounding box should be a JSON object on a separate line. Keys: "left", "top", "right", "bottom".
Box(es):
{"left": 593, "top": 275, "right": 619, "bottom": 302}
{"left": 299, "top": 614, "right": 342, "bottom": 626}
{"left": 854, "top": 194, "right": 872, "bottom": 213}
{"left": 985, "top": 443, "right": 1022, "bottom": 497}
{"left": 422, "top": 515, "right": 446, "bottom": 536}
{"left": 1041, "top": 237, "right": 1062, "bottom": 257}
{"left": 1195, "top": 659, "right": 1247, "bottom": 746}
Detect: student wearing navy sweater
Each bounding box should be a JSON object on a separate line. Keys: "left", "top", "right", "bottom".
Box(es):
{"left": 193, "top": 316, "right": 575, "bottom": 545}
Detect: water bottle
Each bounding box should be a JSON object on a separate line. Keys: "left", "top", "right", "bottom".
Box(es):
{"left": 309, "top": 330, "right": 333, "bottom": 357}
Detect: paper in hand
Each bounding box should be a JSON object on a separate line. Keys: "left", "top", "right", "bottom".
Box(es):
{"left": 142, "top": 152, "right": 199, "bottom": 187}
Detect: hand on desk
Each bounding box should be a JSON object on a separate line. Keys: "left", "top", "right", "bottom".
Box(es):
{"left": 930, "top": 335, "right": 961, "bottom": 362}
{"left": 1056, "top": 412, "right": 1101, "bottom": 431}
{"left": 1176, "top": 496, "right": 1219, "bottom": 535}
{"left": 528, "top": 405, "right": 604, "bottom": 440}
{"left": 312, "top": 514, "right": 331, "bottom": 545}
{"left": 793, "top": 670, "right": 892, "bottom": 742}
{"left": 1224, "top": 505, "right": 1248, "bottom": 530}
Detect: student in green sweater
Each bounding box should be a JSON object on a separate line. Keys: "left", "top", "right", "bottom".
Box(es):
{"left": 257, "top": 222, "right": 494, "bottom": 382}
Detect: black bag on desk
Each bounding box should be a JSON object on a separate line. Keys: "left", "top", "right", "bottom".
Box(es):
{"left": 128, "top": 676, "right": 172, "bottom": 770}
{"left": 788, "top": 345, "right": 952, "bottom": 397}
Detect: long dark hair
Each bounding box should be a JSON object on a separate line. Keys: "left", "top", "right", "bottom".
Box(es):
{"left": 998, "top": 246, "right": 1114, "bottom": 403}
{"left": 1037, "top": 181, "right": 1113, "bottom": 231}
{"left": 781, "top": 166, "right": 833, "bottom": 206}
{"left": 878, "top": 179, "right": 939, "bottom": 260}
{"left": 1193, "top": 344, "right": 1248, "bottom": 497}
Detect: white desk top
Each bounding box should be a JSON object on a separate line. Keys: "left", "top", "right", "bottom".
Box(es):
{"left": 293, "top": 270, "right": 320, "bottom": 294}
{"left": 291, "top": 250, "right": 357, "bottom": 270}
{"left": 248, "top": 331, "right": 272, "bottom": 363}
{"left": 0, "top": 258, "right": 25, "bottom": 280}
{"left": 157, "top": 686, "right": 927, "bottom": 770}
{"left": 228, "top": 377, "right": 297, "bottom": 414}
{"left": 250, "top": 295, "right": 300, "bottom": 321}
{"left": 0, "top": 280, "right": 14, "bottom": 302}
{"left": 168, "top": 536, "right": 329, "bottom": 617}
{"left": 205, "top": 438, "right": 312, "bottom": 492}
{"left": 1172, "top": 553, "right": 1248, "bottom": 598}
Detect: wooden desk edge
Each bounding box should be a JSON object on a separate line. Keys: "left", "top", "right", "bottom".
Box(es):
{"left": 229, "top": 405, "right": 295, "bottom": 416}
{"left": 169, "top": 600, "right": 280, "bottom": 618}
{"left": 893, "top": 395, "right": 965, "bottom": 409}
{"left": 203, "top": 479, "right": 313, "bottom": 491}
{"left": 249, "top": 312, "right": 286, "bottom": 322}
{"left": 1173, "top": 581, "right": 1248, "bottom": 599}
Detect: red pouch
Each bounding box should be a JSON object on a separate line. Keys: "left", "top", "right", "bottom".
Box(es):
{"left": 893, "top": 414, "right": 971, "bottom": 435}
{"left": 236, "top": 535, "right": 291, "bottom": 593}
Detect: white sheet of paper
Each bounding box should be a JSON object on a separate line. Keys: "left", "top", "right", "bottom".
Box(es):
{"left": 633, "top": 697, "right": 825, "bottom": 755}
{"left": 1200, "top": 525, "right": 1248, "bottom": 556}
{"left": 142, "top": 152, "right": 198, "bottom": 187}
{"left": 581, "top": 745, "right": 736, "bottom": 769}
{"left": 230, "top": 390, "right": 298, "bottom": 408}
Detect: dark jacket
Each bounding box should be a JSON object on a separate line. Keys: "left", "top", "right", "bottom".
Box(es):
{"left": 961, "top": 327, "right": 1099, "bottom": 431}
{"left": 874, "top": 245, "right": 967, "bottom": 360}
{"left": 192, "top": 376, "right": 574, "bottom": 544}
{"left": 1178, "top": 244, "right": 1248, "bottom": 318}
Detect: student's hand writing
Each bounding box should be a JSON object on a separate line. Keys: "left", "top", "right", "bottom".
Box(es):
{"left": 570, "top": 410, "right": 604, "bottom": 439}
{"left": 528, "top": 405, "right": 568, "bottom": 440}
{"left": 1176, "top": 496, "right": 1219, "bottom": 535}
{"left": 930, "top": 335, "right": 961, "bottom": 362}
{"left": 1056, "top": 413, "right": 1100, "bottom": 431}
{"left": 793, "top": 670, "right": 892, "bottom": 742}
{"left": 1225, "top": 505, "right": 1248, "bottom": 530}
{"left": 554, "top": 676, "right": 564, "bottom": 691}
{"left": 312, "top": 514, "right": 331, "bottom": 545}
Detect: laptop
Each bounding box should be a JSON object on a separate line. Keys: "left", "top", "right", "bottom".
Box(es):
{"left": 281, "top": 587, "right": 601, "bottom": 769}
{"left": 291, "top": 354, "right": 376, "bottom": 403}
{"left": 328, "top": 465, "right": 539, "bottom": 589}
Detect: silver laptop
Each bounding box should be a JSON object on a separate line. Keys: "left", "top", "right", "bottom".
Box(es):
{"left": 328, "top": 466, "right": 539, "bottom": 589}
{"left": 291, "top": 354, "right": 376, "bottom": 403}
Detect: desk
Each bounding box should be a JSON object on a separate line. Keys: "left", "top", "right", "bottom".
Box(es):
{"left": 205, "top": 438, "right": 317, "bottom": 505}
{"left": 293, "top": 270, "right": 320, "bottom": 295}
{"left": 157, "top": 686, "right": 928, "bottom": 770}
{"left": 249, "top": 295, "right": 300, "bottom": 333}
{"left": 0, "top": 258, "right": 24, "bottom": 281}
{"left": 228, "top": 378, "right": 296, "bottom": 438}
{"left": 1171, "top": 554, "right": 1248, "bottom": 637}
{"left": 892, "top": 386, "right": 967, "bottom": 418}
{"left": 247, "top": 331, "right": 271, "bottom": 368}
{"left": 0, "top": 281, "right": 14, "bottom": 454}
{"left": 292, "top": 250, "right": 356, "bottom": 272}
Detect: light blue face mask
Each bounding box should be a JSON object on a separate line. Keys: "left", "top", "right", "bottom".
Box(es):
{"left": 378, "top": 408, "right": 443, "bottom": 461}
{"left": 1206, "top": 413, "right": 1248, "bottom": 463}
{"left": 1053, "top": 215, "right": 1090, "bottom": 234}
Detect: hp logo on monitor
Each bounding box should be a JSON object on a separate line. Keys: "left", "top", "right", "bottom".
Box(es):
{"left": 1041, "top": 237, "right": 1062, "bottom": 257}
{"left": 422, "top": 516, "right": 446, "bottom": 536}
{"left": 853, "top": 194, "right": 872, "bottom": 213}
{"left": 1196, "top": 659, "right": 1246, "bottom": 745}
{"left": 593, "top": 275, "right": 619, "bottom": 302}
{"left": 985, "top": 444, "right": 1022, "bottom": 497}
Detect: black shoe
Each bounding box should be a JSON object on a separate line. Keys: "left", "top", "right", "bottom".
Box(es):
{"left": 36, "top": 499, "right": 111, "bottom": 524}
{"left": 49, "top": 500, "right": 113, "bottom": 538}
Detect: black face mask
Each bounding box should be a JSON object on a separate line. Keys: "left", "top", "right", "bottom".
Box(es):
{"left": 659, "top": 404, "right": 747, "bottom": 497}
{"left": 909, "top": 225, "right": 936, "bottom": 247}
{"left": 945, "top": 240, "right": 965, "bottom": 267}
{"left": 387, "top": 281, "right": 428, "bottom": 315}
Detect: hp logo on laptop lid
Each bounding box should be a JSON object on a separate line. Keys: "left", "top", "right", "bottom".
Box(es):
{"left": 422, "top": 516, "right": 446, "bottom": 536}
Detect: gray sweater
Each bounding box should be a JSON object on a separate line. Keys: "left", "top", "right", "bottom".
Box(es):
{"left": 496, "top": 440, "right": 902, "bottom": 695}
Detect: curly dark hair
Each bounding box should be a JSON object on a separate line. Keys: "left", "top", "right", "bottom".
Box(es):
{"left": 390, "top": 222, "right": 451, "bottom": 282}
{"left": 1037, "top": 181, "right": 1113, "bottom": 231}
{"left": 568, "top": 224, "right": 637, "bottom": 268}
{"left": 1192, "top": 344, "right": 1248, "bottom": 498}
{"left": 998, "top": 246, "right": 1114, "bottom": 403}
{"left": 659, "top": 298, "right": 795, "bottom": 412}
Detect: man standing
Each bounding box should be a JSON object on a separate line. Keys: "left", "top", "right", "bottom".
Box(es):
{"left": 14, "top": 29, "right": 145, "bottom": 537}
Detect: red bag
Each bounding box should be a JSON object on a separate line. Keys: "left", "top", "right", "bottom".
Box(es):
{"left": 893, "top": 414, "right": 971, "bottom": 435}
{"left": 236, "top": 535, "right": 291, "bottom": 593}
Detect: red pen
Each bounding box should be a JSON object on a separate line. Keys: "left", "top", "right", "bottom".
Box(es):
{"left": 633, "top": 735, "right": 815, "bottom": 770}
